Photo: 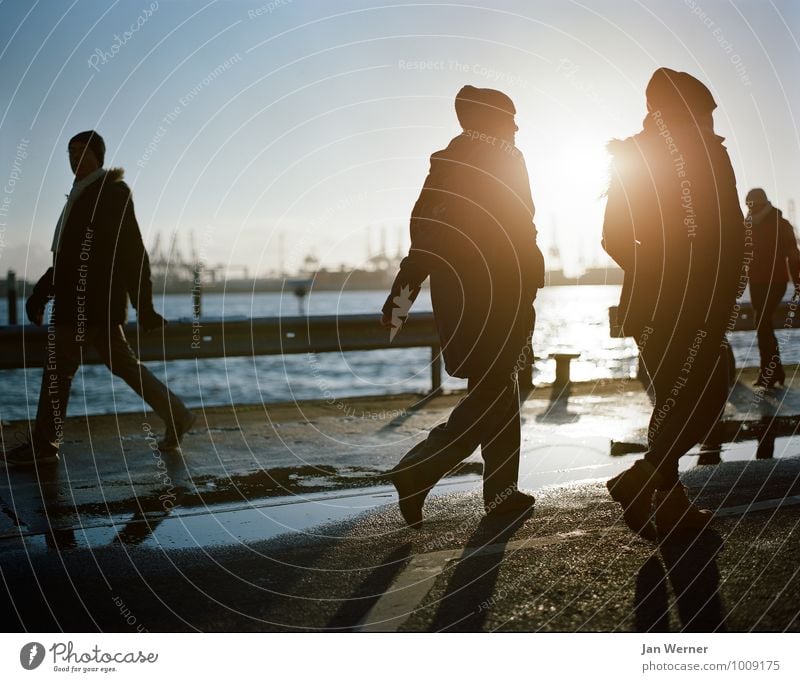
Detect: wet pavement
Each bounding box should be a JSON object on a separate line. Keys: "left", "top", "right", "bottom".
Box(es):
{"left": 1, "top": 367, "right": 799, "bottom": 632}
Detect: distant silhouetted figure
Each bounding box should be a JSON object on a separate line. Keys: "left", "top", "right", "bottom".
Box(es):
{"left": 2, "top": 131, "right": 194, "bottom": 467}
{"left": 602, "top": 69, "right": 744, "bottom": 539}
{"left": 745, "top": 187, "right": 800, "bottom": 388}
{"left": 381, "top": 86, "right": 545, "bottom": 527}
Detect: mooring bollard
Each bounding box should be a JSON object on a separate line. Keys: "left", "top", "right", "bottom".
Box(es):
{"left": 552, "top": 352, "right": 581, "bottom": 387}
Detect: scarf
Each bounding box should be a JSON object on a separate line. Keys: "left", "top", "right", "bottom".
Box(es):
{"left": 51, "top": 167, "right": 106, "bottom": 253}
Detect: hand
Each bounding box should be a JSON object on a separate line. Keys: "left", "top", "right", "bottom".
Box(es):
{"left": 380, "top": 312, "right": 393, "bottom": 329}
{"left": 139, "top": 309, "right": 167, "bottom": 332}
{"left": 25, "top": 296, "right": 45, "bottom": 326}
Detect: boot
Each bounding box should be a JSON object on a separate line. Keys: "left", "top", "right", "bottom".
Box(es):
{"left": 606, "top": 459, "right": 662, "bottom": 540}
{"left": 754, "top": 362, "right": 786, "bottom": 389}
{"left": 653, "top": 484, "right": 713, "bottom": 536}
{"left": 389, "top": 460, "right": 434, "bottom": 529}
{"left": 485, "top": 490, "right": 535, "bottom": 518}
{"left": 157, "top": 411, "right": 197, "bottom": 451}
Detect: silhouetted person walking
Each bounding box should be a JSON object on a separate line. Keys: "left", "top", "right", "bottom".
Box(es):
{"left": 745, "top": 187, "right": 800, "bottom": 388}
{"left": 602, "top": 69, "right": 744, "bottom": 539}
{"left": 382, "top": 86, "right": 545, "bottom": 528}
{"left": 2, "top": 131, "right": 195, "bottom": 467}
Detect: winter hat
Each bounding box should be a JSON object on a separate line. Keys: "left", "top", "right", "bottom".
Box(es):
{"left": 746, "top": 187, "right": 769, "bottom": 207}
{"left": 646, "top": 68, "right": 716, "bottom": 116}
{"left": 69, "top": 130, "right": 106, "bottom": 166}
{"left": 455, "top": 85, "right": 516, "bottom": 130}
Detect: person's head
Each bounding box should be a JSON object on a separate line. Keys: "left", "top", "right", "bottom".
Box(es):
{"left": 455, "top": 85, "right": 518, "bottom": 144}
{"left": 68, "top": 130, "right": 105, "bottom": 179}
{"left": 746, "top": 187, "right": 770, "bottom": 213}
{"left": 645, "top": 68, "right": 716, "bottom": 128}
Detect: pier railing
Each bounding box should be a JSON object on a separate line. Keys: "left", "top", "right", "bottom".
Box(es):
{"left": 0, "top": 313, "right": 446, "bottom": 393}
{"left": 608, "top": 301, "right": 800, "bottom": 337}
{"left": 4, "top": 302, "right": 791, "bottom": 393}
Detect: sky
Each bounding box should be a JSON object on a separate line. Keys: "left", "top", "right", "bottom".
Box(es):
{"left": 0, "top": 0, "right": 798, "bottom": 281}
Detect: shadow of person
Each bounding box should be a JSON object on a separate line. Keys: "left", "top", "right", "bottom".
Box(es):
{"left": 634, "top": 555, "right": 672, "bottom": 632}
{"left": 634, "top": 529, "right": 726, "bottom": 632}
{"left": 536, "top": 383, "right": 580, "bottom": 424}
{"left": 326, "top": 542, "right": 414, "bottom": 631}
{"left": 0, "top": 460, "right": 77, "bottom": 549}
{"left": 429, "top": 507, "right": 533, "bottom": 631}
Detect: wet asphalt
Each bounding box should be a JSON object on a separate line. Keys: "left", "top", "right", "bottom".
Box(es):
{"left": 1, "top": 368, "right": 798, "bottom": 632}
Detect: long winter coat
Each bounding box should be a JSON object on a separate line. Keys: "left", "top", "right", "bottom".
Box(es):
{"left": 749, "top": 207, "right": 800, "bottom": 287}
{"left": 602, "top": 124, "right": 744, "bottom": 342}
{"left": 31, "top": 168, "right": 155, "bottom": 327}
{"left": 383, "top": 133, "right": 545, "bottom": 379}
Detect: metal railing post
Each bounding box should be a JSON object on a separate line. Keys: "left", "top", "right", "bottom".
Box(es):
{"left": 7, "top": 270, "right": 17, "bottom": 325}
{"left": 431, "top": 343, "right": 441, "bottom": 393}
{"left": 191, "top": 265, "right": 202, "bottom": 320}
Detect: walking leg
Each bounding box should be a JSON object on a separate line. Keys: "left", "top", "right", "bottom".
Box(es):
{"left": 33, "top": 327, "right": 82, "bottom": 453}
{"left": 94, "top": 326, "right": 193, "bottom": 446}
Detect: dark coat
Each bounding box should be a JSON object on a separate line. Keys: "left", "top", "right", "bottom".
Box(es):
{"left": 383, "top": 133, "right": 545, "bottom": 379}
{"left": 30, "top": 168, "right": 155, "bottom": 328}
{"left": 602, "top": 125, "right": 744, "bottom": 342}
{"left": 748, "top": 207, "right": 800, "bottom": 287}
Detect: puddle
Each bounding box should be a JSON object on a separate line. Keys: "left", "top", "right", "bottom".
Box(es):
{"left": 1, "top": 477, "right": 480, "bottom": 552}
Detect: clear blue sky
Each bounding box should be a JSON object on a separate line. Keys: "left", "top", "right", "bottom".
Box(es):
{"left": 1, "top": 0, "right": 798, "bottom": 280}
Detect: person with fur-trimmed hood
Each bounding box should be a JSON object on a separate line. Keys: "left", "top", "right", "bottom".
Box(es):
{"left": 602, "top": 69, "right": 745, "bottom": 539}
{"left": 2, "top": 131, "right": 194, "bottom": 467}
{"left": 381, "top": 86, "right": 545, "bottom": 528}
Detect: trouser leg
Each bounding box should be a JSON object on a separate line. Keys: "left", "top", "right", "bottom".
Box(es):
{"left": 479, "top": 376, "right": 521, "bottom": 506}
{"left": 752, "top": 283, "right": 785, "bottom": 375}
{"left": 643, "top": 329, "right": 729, "bottom": 488}
{"left": 33, "top": 326, "right": 82, "bottom": 451}
{"left": 93, "top": 325, "right": 191, "bottom": 426}
{"left": 397, "top": 371, "right": 520, "bottom": 495}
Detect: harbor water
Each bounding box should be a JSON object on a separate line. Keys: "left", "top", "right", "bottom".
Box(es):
{"left": 0, "top": 284, "right": 789, "bottom": 421}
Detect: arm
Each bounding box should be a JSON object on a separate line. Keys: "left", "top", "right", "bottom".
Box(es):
{"left": 381, "top": 171, "right": 440, "bottom": 326}
{"left": 117, "top": 185, "right": 163, "bottom": 330}
{"left": 601, "top": 169, "right": 636, "bottom": 271}
{"left": 779, "top": 217, "right": 800, "bottom": 290}
{"left": 514, "top": 154, "right": 545, "bottom": 294}
{"left": 25, "top": 267, "right": 55, "bottom": 325}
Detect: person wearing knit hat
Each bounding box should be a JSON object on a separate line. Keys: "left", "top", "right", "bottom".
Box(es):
{"left": 454, "top": 85, "right": 516, "bottom": 134}
{"left": 603, "top": 68, "right": 745, "bottom": 539}
{"left": 3, "top": 132, "right": 195, "bottom": 467}
{"left": 69, "top": 129, "right": 106, "bottom": 168}
{"left": 382, "top": 86, "right": 544, "bottom": 527}
{"left": 745, "top": 187, "right": 800, "bottom": 388}
{"left": 645, "top": 67, "right": 717, "bottom": 118}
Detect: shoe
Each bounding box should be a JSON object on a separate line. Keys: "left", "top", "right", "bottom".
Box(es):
{"left": 485, "top": 490, "right": 535, "bottom": 517}
{"left": 653, "top": 485, "right": 713, "bottom": 535}
{"left": 2, "top": 439, "right": 59, "bottom": 467}
{"left": 754, "top": 365, "right": 786, "bottom": 389}
{"left": 606, "top": 459, "right": 662, "bottom": 540}
{"left": 157, "top": 411, "right": 196, "bottom": 451}
{"left": 388, "top": 461, "right": 432, "bottom": 529}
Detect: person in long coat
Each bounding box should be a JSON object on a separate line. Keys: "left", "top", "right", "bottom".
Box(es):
{"left": 602, "top": 69, "right": 745, "bottom": 539}
{"left": 745, "top": 187, "right": 800, "bottom": 388}
{"left": 3, "top": 131, "right": 194, "bottom": 467}
{"left": 381, "top": 85, "right": 545, "bottom": 527}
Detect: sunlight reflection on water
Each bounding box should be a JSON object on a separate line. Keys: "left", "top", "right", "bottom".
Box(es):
{"left": 0, "top": 285, "right": 788, "bottom": 418}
